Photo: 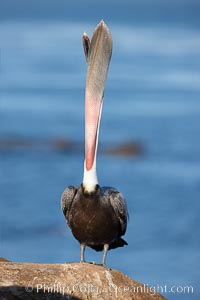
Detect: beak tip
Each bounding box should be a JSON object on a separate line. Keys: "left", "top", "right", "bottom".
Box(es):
{"left": 98, "top": 19, "right": 109, "bottom": 32}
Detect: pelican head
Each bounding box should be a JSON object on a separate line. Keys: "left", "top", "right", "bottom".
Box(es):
{"left": 82, "top": 20, "right": 112, "bottom": 193}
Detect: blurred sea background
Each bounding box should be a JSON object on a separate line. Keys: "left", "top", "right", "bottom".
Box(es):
{"left": 0, "top": 0, "right": 200, "bottom": 299}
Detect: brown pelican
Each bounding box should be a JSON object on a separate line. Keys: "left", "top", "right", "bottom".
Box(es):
{"left": 61, "top": 20, "right": 128, "bottom": 266}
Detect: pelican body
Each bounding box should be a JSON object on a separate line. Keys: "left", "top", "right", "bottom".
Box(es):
{"left": 61, "top": 20, "right": 128, "bottom": 266}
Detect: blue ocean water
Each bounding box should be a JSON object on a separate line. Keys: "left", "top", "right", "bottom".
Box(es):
{"left": 0, "top": 1, "right": 200, "bottom": 299}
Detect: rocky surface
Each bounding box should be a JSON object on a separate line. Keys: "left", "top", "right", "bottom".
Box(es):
{"left": 106, "top": 141, "right": 143, "bottom": 156}
{"left": 0, "top": 260, "right": 167, "bottom": 300}
{"left": 0, "top": 137, "right": 142, "bottom": 157}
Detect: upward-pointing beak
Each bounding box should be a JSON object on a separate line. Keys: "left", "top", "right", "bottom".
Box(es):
{"left": 83, "top": 20, "right": 112, "bottom": 171}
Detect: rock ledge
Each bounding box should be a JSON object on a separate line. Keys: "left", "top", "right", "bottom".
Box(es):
{"left": 0, "top": 261, "right": 167, "bottom": 300}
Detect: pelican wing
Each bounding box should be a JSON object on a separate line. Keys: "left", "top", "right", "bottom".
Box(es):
{"left": 102, "top": 187, "right": 128, "bottom": 235}
{"left": 61, "top": 186, "right": 77, "bottom": 225}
